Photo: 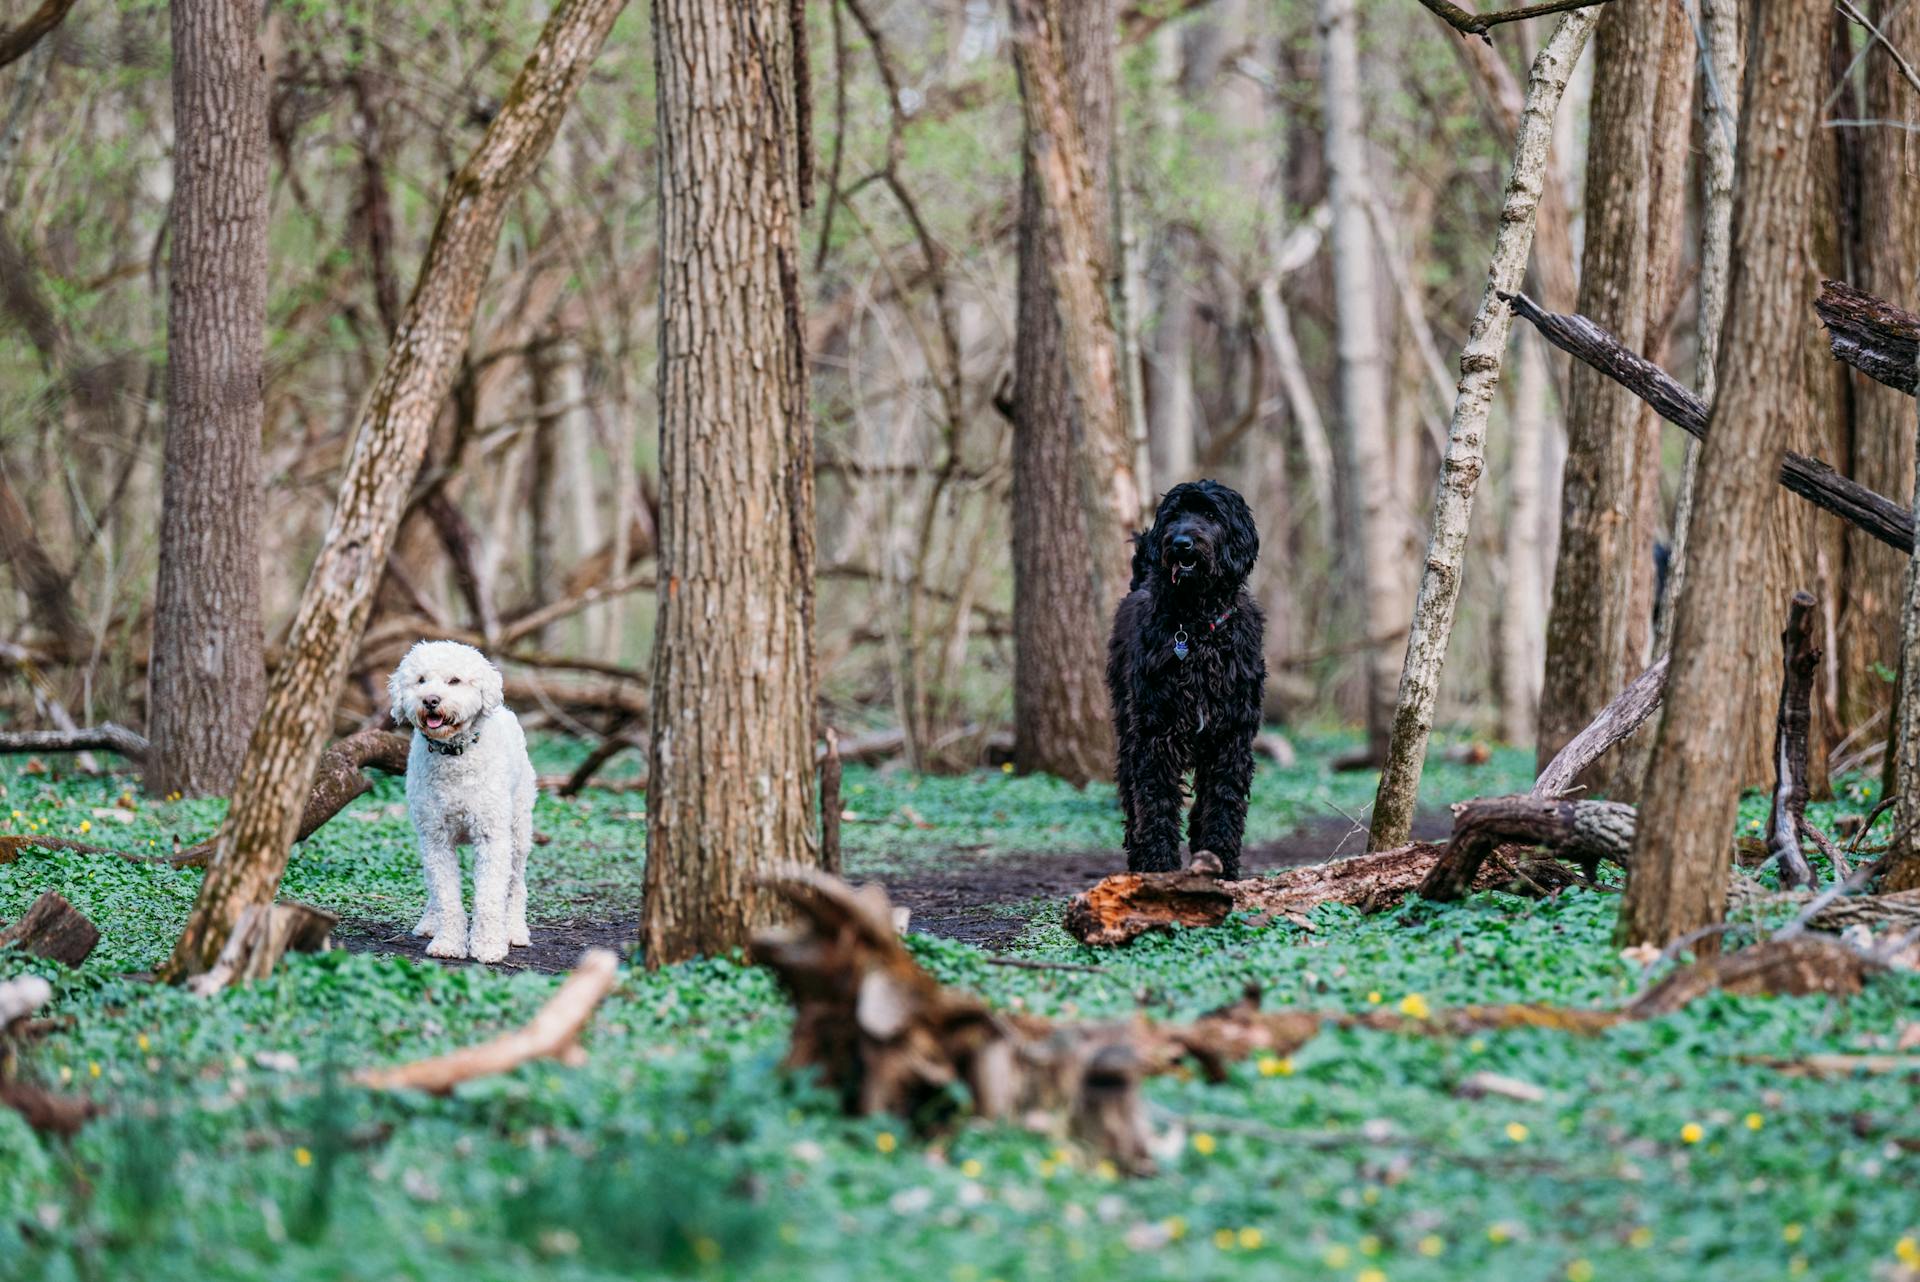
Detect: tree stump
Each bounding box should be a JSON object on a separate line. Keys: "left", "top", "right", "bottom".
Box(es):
{"left": 186, "top": 900, "right": 338, "bottom": 995}
{"left": 0, "top": 891, "right": 99, "bottom": 966}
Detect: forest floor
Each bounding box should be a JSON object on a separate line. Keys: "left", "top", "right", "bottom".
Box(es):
{"left": 2, "top": 732, "right": 1917, "bottom": 1282}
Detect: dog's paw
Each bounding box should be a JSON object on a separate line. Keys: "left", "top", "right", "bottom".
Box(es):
{"left": 509, "top": 926, "right": 532, "bottom": 947}
{"left": 1187, "top": 849, "right": 1224, "bottom": 877}
{"left": 412, "top": 912, "right": 439, "bottom": 938}
{"left": 425, "top": 933, "right": 468, "bottom": 959}
{"left": 468, "top": 934, "right": 509, "bottom": 964}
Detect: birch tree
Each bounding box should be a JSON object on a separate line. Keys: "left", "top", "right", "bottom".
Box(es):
{"left": 1366, "top": 9, "right": 1596, "bottom": 851}
{"left": 1317, "top": 0, "right": 1399, "bottom": 767}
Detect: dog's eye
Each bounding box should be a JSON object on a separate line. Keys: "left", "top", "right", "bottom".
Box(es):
{"left": 417, "top": 676, "right": 425, "bottom": 684}
{"left": 448, "top": 677, "right": 461, "bottom": 685}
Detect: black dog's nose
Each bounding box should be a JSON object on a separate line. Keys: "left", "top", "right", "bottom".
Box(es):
{"left": 422, "top": 695, "right": 440, "bottom": 710}
{"left": 1171, "top": 534, "right": 1195, "bottom": 554}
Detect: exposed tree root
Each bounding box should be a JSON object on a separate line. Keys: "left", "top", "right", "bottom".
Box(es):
{"left": 356, "top": 948, "right": 618, "bottom": 1093}
{"left": 186, "top": 902, "right": 339, "bottom": 996}
{"left": 755, "top": 872, "right": 1890, "bottom": 1167}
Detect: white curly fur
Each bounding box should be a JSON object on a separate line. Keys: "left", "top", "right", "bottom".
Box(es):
{"left": 387, "top": 640, "right": 536, "bottom": 963}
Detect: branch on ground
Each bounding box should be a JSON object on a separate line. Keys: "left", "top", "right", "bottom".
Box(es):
{"left": 756, "top": 870, "right": 1882, "bottom": 1167}
{"left": 0, "top": 723, "right": 147, "bottom": 761}
{"left": 356, "top": 948, "right": 618, "bottom": 1093}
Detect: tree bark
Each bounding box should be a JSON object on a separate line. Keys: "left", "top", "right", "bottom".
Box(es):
{"left": 1537, "top": 0, "right": 1692, "bottom": 789}
{"left": 1008, "top": 0, "right": 1124, "bottom": 785}
{"left": 1767, "top": 591, "right": 1820, "bottom": 890}
{"left": 0, "top": 0, "right": 78, "bottom": 71}
{"left": 164, "top": 0, "right": 624, "bottom": 982}
{"left": 0, "top": 891, "right": 99, "bottom": 966}
{"left": 1497, "top": 330, "right": 1551, "bottom": 744}
{"left": 1366, "top": 11, "right": 1596, "bottom": 850}
{"left": 1619, "top": 0, "right": 1825, "bottom": 948}
{"left": 642, "top": 0, "right": 821, "bottom": 966}
{"left": 147, "top": 0, "right": 272, "bottom": 798}
{"left": 1839, "top": 10, "right": 1920, "bottom": 732}
{"left": 1318, "top": 0, "right": 1400, "bottom": 764}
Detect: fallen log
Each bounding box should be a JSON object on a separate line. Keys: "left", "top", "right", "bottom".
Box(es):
{"left": 1766, "top": 592, "right": 1820, "bottom": 890}
{"left": 356, "top": 947, "right": 618, "bottom": 1093}
{"left": 0, "top": 891, "right": 100, "bottom": 966}
{"left": 757, "top": 872, "right": 1883, "bottom": 1167}
{"left": 186, "top": 901, "right": 339, "bottom": 996}
{"left": 1, "top": 975, "right": 96, "bottom": 1137}
{"left": 1418, "top": 796, "right": 1634, "bottom": 901}
{"left": 1504, "top": 290, "right": 1915, "bottom": 554}
{"left": 1063, "top": 869, "right": 1236, "bottom": 946}
{"left": 0, "top": 723, "right": 150, "bottom": 762}
{"left": 1815, "top": 278, "right": 1918, "bottom": 395}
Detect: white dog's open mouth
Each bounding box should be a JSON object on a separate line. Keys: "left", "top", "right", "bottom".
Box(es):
{"left": 420, "top": 711, "right": 461, "bottom": 734}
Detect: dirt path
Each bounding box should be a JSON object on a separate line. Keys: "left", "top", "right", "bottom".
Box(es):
{"left": 335, "top": 813, "right": 1450, "bottom": 967}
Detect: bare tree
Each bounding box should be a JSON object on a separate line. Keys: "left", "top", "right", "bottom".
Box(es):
{"left": 1620, "top": 0, "right": 1824, "bottom": 947}
{"left": 1007, "top": 0, "right": 1138, "bottom": 784}
{"left": 1536, "top": 0, "right": 1691, "bottom": 787}
{"left": 165, "top": 0, "right": 625, "bottom": 981}
{"left": 146, "top": 0, "right": 271, "bottom": 797}
{"left": 641, "top": 0, "right": 820, "bottom": 964}
{"left": 1366, "top": 9, "right": 1596, "bottom": 850}
{"left": 1317, "top": 0, "right": 1399, "bottom": 766}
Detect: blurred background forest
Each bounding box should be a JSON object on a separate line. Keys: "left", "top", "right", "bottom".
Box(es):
{"left": 0, "top": 0, "right": 1910, "bottom": 790}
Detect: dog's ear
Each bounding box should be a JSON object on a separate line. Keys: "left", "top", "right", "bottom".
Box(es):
{"left": 1218, "top": 490, "right": 1260, "bottom": 584}
{"left": 387, "top": 652, "right": 412, "bottom": 727}
{"left": 1129, "top": 527, "right": 1155, "bottom": 592}
{"left": 476, "top": 657, "right": 505, "bottom": 715}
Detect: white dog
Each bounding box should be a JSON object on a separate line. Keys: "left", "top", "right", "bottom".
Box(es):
{"left": 387, "top": 640, "right": 536, "bottom": 963}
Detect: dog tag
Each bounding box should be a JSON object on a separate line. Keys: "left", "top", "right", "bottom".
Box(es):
{"left": 1173, "top": 629, "right": 1190, "bottom": 661}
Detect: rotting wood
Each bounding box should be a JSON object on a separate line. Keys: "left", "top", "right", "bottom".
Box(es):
{"left": 1815, "top": 278, "right": 1919, "bottom": 396}
{"left": 1767, "top": 592, "right": 1820, "bottom": 890}
{"left": 757, "top": 871, "right": 1885, "bottom": 1166}
{"left": 356, "top": 948, "right": 618, "bottom": 1094}
{"left": 186, "top": 901, "right": 339, "bottom": 996}
{"left": 1063, "top": 870, "right": 1236, "bottom": 946}
{"left": 0, "top": 892, "right": 99, "bottom": 966}
{"left": 0, "top": 974, "right": 95, "bottom": 1137}
{"left": 1504, "top": 291, "right": 1915, "bottom": 554}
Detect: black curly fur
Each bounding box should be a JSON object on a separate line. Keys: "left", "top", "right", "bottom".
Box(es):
{"left": 1107, "top": 479, "right": 1266, "bottom": 877}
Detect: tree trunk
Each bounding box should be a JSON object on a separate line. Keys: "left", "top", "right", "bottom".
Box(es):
{"left": 146, "top": 0, "right": 271, "bottom": 798}
{"left": 1619, "top": 0, "right": 1825, "bottom": 947}
{"left": 642, "top": 0, "right": 821, "bottom": 966}
{"left": 1838, "top": 0, "right": 1920, "bottom": 737}
{"left": 1767, "top": 591, "right": 1820, "bottom": 890}
{"left": 1537, "top": 0, "right": 1692, "bottom": 786}
{"left": 1317, "top": 0, "right": 1399, "bottom": 764}
{"left": 1619, "top": 0, "right": 1743, "bottom": 797}
{"left": 1366, "top": 10, "right": 1596, "bottom": 850}
{"left": 164, "top": 0, "right": 625, "bottom": 982}
{"left": 1498, "top": 329, "right": 1551, "bottom": 744}
{"left": 1009, "top": 0, "right": 1123, "bottom": 785}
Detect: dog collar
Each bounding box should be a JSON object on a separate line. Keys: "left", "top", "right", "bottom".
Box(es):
{"left": 1173, "top": 607, "right": 1234, "bottom": 661}
{"left": 423, "top": 724, "right": 480, "bottom": 756}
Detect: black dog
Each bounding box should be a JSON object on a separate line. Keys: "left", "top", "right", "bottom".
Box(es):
{"left": 1107, "top": 480, "right": 1265, "bottom": 877}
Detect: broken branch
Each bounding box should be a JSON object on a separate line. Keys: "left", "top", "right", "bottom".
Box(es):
{"left": 1767, "top": 592, "right": 1820, "bottom": 890}
{"left": 0, "top": 723, "right": 149, "bottom": 761}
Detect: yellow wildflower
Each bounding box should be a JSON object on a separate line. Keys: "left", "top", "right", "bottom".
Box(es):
{"left": 1257, "top": 1056, "right": 1293, "bottom": 1077}
{"left": 1322, "top": 1245, "right": 1352, "bottom": 1268}
{"left": 1505, "top": 1121, "right": 1529, "bottom": 1143}
{"left": 1163, "top": 1216, "right": 1187, "bottom": 1241}
{"left": 1896, "top": 1237, "right": 1920, "bottom": 1267}
{"left": 875, "top": 1131, "right": 897, "bottom": 1154}
{"left": 1629, "top": 1226, "right": 1654, "bottom": 1249}
{"left": 1357, "top": 1270, "right": 1387, "bottom": 1282}
{"left": 1191, "top": 1132, "right": 1216, "bottom": 1156}
{"left": 1397, "top": 993, "right": 1431, "bottom": 1020}
{"left": 1567, "top": 1260, "right": 1594, "bottom": 1282}
{"left": 1783, "top": 1224, "right": 1804, "bottom": 1244}
{"left": 960, "top": 1158, "right": 983, "bottom": 1178}
{"left": 1359, "top": 1233, "right": 1382, "bottom": 1256}
{"left": 1681, "top": 1122, "right": 1704, "bottom": 1144}
{"left": 1745, "top": 1112, "right": 1764, "bottom": 1131}
{"left": 1417, "top": 1235, "right": 1444, "bottom": 1257}
{"left": 1237, "top": 1228, "right": 1263, "bottom": 1250}
{"left": 1366, "top": 990, "right": 1383, "bottom": 1004}
{"left": 78, "top": 819, "right": 90, "bottom": 833}
{"left": 294, "top": 1147, "right": 313, "bottom": 1167}
{"left": 1212, "top": 1228, "right": 1236, "bottom": 1251}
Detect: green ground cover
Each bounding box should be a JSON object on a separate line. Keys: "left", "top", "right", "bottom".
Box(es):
{"left": 1, "top": 737, "right": 1915, "bottom": 1281}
